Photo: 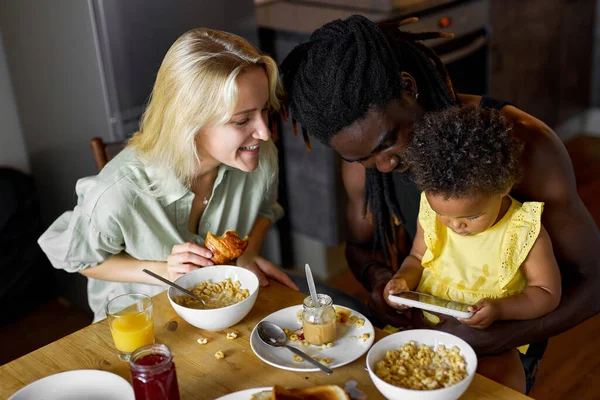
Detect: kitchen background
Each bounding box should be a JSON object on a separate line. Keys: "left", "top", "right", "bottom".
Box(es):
{"left": 1, "top": 0, "right": 599, "bottom": 398}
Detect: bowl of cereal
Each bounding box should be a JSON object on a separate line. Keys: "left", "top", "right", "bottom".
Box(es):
{"left": 366, "top": 329, "right": 477, "bottom": 400}
{"left": 168, "top": 266, "right": 259, "bottom": 330}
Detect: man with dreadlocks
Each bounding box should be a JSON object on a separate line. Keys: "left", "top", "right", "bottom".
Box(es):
{"left": 280, "top": 14, "right": 600, "bottom": 394}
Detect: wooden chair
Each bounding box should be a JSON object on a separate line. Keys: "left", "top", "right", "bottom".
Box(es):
{"left": 89, "top": 137, "right": 126, "bottom": 172}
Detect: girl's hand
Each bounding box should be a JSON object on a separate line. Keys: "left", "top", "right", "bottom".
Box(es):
{"left": 384, "top": 277, "right": 411, "bottom": 310}
{"left": 458, "top": 298, "right": 499, "bottom": 329}
{"left": 236, "top": 250, "right": 299, "bottom": 291}
{"left": 166, "top": 242, "right": 214, "bottom": 281}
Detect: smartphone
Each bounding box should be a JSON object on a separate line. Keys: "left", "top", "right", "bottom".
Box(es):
{"left": 388, "top": 290, "right": 474, "bottom": 319}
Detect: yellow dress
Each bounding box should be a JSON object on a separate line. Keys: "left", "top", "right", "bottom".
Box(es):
{"left": 417, "top": 192, "right": 543, "bottom": 314}
{"left": 417, "top": 193, "right": 543, "bottom": 354}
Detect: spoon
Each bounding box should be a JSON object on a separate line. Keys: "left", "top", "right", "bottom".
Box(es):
{"left": 305, "top": 263, "right": 319, "bottom": 308}
{"left": 257, "top": 321, "right": 333, "bottom": 375}
{"left": 142, "top": 269, "right": 207, "bottom": 307}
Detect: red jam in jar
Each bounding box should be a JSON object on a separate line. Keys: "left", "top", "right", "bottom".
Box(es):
{"left": 130, "top": 344, "right": 180, "bottom": 400}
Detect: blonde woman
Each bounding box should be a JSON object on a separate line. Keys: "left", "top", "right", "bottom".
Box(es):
{"left": 39, "top": 28, "right": 298, "bottom": 322}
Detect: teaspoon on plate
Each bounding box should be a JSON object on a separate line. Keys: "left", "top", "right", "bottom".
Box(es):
{"left": 256, "top": 320, "right": 333, "bottom": 375}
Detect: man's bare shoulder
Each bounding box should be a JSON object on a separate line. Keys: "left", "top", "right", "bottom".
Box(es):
{"left": 503, "top": 106, "right": 577, "bottom": 205}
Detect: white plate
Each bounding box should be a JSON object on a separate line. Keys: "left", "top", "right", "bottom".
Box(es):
{"left": 8, "top": 370, "right": 134, "bottom": 400}
{"left": 250, "top": 305, "right": 374, "bottom": 372}
{"left": 215, "top": 387, "right": 272, "bottom": 400}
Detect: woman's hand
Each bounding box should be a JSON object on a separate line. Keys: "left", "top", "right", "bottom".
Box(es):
{"left": 236, "top": 250, "right": 299, "bottom": 291}
{"left": 458, "top": 298, "right": 500, "bottom": 329}
{"left": 383, "top": 276, "right": 411, "bottom": 310}
{"left": 166, "top": 242, "right": 214, "bottom": 281}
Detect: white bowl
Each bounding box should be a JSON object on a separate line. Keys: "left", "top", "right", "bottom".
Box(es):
{"left": 168, "top": 266, "right": 259, "bottom": 330}
{"left": 366, "top": 329, "right": 477, "bottom": 400}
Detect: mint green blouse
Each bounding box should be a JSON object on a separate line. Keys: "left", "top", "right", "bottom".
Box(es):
{"left": 38, "top": 140, "right": 283, "bottom": 322}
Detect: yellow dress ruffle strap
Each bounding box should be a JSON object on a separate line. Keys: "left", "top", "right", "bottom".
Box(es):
{"left": 499, "top": 202, "right": 544, "bottom": 289}
{"left": 418, "top": 192, "right": 443, "bottom": 266}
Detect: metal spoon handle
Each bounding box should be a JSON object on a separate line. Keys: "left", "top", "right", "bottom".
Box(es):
{"left": 284, "top": 345, "right": 333, "bottom": 375}
{"left": 305, "top": 263, "right": 319, "bottom": 308}
{"left": 142, "top": 269, "right": 206, "bottom": 306}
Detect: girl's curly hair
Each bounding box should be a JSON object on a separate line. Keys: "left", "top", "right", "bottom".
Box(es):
{"left": 405, "top": 105, "right": 523, "bottom": 199}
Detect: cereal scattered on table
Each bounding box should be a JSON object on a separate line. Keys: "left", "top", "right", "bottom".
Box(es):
{"left": 322, "top": 342, "right": 334, "bottom": 349}
{"left": 348, "top": 315, "right": 358, "bottom": 325}
{"left": 196, "top": 337, "right": 208, "bottom": 345}
{"left": 358, "top": 333, "right": 370, "bottom": 342}
{"left": 321, "top": 358, "right": 332, "bottom": 365}
{"left": 299, "top": 340, "right": 309, "bottom": 347}
{"left": 292, "top": 354, "right": 304, "bottom": 363}
{"left": 289, "top": 334, "right": 299, "bottom": 342}
{"left": 215, "top": 350, "right": 225, "bottom": 359}
{"left": 355, "top": 318, "right": 365, "bottom": 328}
{"left": 226, "top": 332, "right": 238, "bottom": 340}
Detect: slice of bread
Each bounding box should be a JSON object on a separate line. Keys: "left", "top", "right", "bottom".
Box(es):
{"left": 250, "top": 390, "right": 273, "bottom": 400}
{"left": 272, "top": 385, "right": 350, "bottom": 400}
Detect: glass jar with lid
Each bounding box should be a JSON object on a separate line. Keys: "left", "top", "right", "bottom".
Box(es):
{"left": 302, "top": 294, "right": 337, "bottom": 345}
{"left": 130, "top": 343, "right": 180, "bottom": 400}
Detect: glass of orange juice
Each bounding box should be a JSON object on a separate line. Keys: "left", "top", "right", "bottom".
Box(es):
{"left": 106, "top": 293, "right": 155, "bottom": 362}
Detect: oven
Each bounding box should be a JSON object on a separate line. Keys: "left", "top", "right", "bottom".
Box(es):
{"left": 384, "top": 0, "right": 491, "bottom": 95}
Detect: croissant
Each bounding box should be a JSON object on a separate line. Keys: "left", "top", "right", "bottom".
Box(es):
{"left": 205, "top": 230, "right": 249, "bottom": 265}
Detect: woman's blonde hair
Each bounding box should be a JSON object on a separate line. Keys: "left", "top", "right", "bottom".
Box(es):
{"left": 128, "top": 28, "right": 282, "bottom": 192}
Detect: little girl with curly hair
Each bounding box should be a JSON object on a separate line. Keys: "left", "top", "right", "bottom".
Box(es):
{"left": 384, "top": 105, "right": 561, "bottom": 393}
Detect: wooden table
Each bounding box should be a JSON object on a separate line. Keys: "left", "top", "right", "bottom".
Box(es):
{"left": 0, "top": 282, "right": 531, "bottom": 399}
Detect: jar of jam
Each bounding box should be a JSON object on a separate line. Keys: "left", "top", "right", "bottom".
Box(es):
{"left": 130, "top": 343, "right": 180, "bottom": 400}
{"left": 302, "top": 294, "right": 337, "bottom": 345}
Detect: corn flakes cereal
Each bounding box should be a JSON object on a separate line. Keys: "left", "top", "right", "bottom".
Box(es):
{"left": 321, "top": 358, "right": 332, "bottom": 365}
{"left": 215, "top": 350, "right": 225, "bottom": 360}
{"left": 358, "top": 333, "right": 370, "bottom": 342}
{"left": 289, "top": 334, "right": 299, "bottom": 342}
{"left": 299, "top": 340, "right": 309, "bottom": 347}
{"left": 355, "top": 318, "right": 365, "bottom": 328}
{"left": 226, "top": 332, "right": 238, "bottom": 340}
{"left": 322, "top": 342, "right": 334, "bottom": 349}
{"left": 374, "top": 342, "right": 467, "bottom": 390}
{"left": 292, "top": 354, "right": 304, "bottom": 363}
{"left": 173, "top": 278, "right": 249, "bottom": 309}
{"left": 348, "top": 315, "right": 358, "bottom": 325}
{"left": 196, "top": 337, "right": 208, "bottom": 345}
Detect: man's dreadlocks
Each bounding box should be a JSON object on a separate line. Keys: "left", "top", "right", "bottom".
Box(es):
{"left": 280, "top": 15, "right": 457, "bottom": 261}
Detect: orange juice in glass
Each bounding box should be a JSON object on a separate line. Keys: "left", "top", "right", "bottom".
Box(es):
{"left": 106, "top": 293, "right": 154, "bottom": 361}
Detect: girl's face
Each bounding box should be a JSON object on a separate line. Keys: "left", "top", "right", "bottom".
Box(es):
{"left": 196, "top": 66, "right": 271, "bottom": 173}
{"left": 425, "top": 192, "right": 508, "bottom": 236}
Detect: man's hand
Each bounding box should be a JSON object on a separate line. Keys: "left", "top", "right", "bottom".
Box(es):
{"left": 459, "top": 298, "right": 500, "bottom": 329}
{"left": 411, "top": 308, "right": 507, "bottom": 355}
{"left": 368, "top": 268, "right": 412, "bottom": 328}
{"left": 236, "top": 250, "right": 299, "bottom": 291}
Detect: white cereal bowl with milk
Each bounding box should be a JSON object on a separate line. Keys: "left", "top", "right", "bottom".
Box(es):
{"left": 366, "top": 329, "right": 477, "bottom": 400}
{"left": 168, "top": 266, "right": 259, "bottom": 330}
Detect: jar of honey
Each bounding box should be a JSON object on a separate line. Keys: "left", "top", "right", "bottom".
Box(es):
{"left": 302, "top": 294, "right": 337, "bottom": 345}
{"left": 130, "top": 343, "right": 180, "bottom": 400}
